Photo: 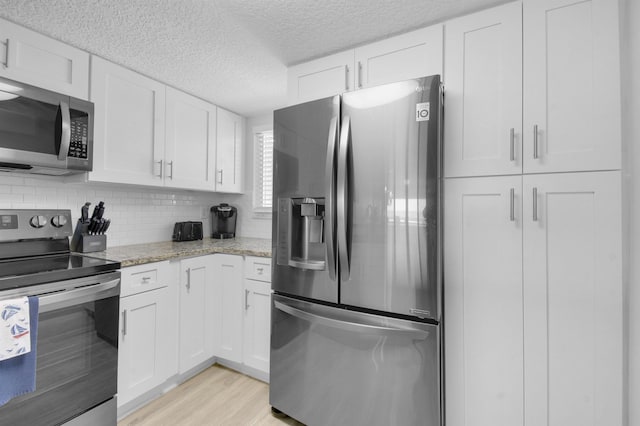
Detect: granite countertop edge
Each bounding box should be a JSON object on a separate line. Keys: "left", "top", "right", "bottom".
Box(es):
{"left": 85, "top": 237, "right": 272, "bottom": 268}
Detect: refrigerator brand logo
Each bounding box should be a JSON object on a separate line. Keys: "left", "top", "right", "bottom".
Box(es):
{"left": 416, "top": 102, "right": 430, "bottom": 122}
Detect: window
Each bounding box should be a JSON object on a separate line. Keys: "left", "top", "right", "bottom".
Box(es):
{"left": 253, "top": 127, "right": 273, "bottom": 213}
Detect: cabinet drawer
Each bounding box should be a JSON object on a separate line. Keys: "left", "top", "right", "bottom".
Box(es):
{"left": 244, "top": 256, "right": 272, "bottom": 282}
{"left": 121, "top": 261, "right": 171, "bottom": 297}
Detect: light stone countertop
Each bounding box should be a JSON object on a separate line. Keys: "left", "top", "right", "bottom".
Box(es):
{"left": 85, "top": 237, "right": 272, "bottom": 267}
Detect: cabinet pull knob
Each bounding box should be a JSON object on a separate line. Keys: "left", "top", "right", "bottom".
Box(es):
{"left": 2, "top": 38, "right": 8, "bottom": 68}
{"left": 186, "top": 268, "right": 191, "bottom": 291}
{"left": 509, "top": 128, "right": 515, "bottom": 162}
{"left": 345, "top": 65, "right": 349, "bottom": 91}
{"left": 510, "top": 188, "right": 515, "bottom": 222}
{"left": 156, "top": 159, "right": 163, "bottom": 178}
{"left": 358, "top": 61, "right": 363, "bottom": 88}
{"left": 533, "top": 125, "right": 539, "bottom": 159}
{"left": 218, "top": 169, "right": 224, "bottom": 185}
{"left": 245, "top": 289, "right": 250, "bottom": 310}
{"left": 122, "top": 310, "right": 127, "bottom": 339}
{"left": 532, "top": 187, "right": 538, "bottom": 221}
{"left": 141, "top": 276, "right": 151, "bottom": 283}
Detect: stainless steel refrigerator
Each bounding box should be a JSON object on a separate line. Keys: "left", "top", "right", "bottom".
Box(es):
{"left": 270, "top": 75, "right": 442, "bottom": 426}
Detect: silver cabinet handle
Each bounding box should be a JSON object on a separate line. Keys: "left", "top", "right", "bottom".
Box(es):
{"left": 345, "top": 65, "right": 349, "bottom": 91}
{"left": 532, "top": 187, "right": 538, "bottom": 221}
{"left": 357, "top": 61, "right": 363, "bottom": 88}
{"left": 533, "top": 125, "right": 539, "bottom": 159}
{"left": 325, "top": 114, "right": 339, "bottom": 281}
{"left": 510, "top": 188, "right": 515, "bottom": 222}
{"left": 2, "top": 38, "right": 8, "bottom": 68}
{"left": 245, "top": 289, "right": 250, "bottom": 310}
{"left": 256, "top": 267, "right": 264, "bottom": 274}
{"left": 122, "top": 310, "right": 127, "bottom": 339}
{"left": 141, "top": 276, "right": 151, "bottom": 283}
{"left": 156, "top": 159, "right": 163, "bottom": 178}
{"left": 57, "top": 101, "right": 71, "bottom": 161}
{"left": 509, "top": 128, "right": 515, "bottom": 162}
{"left": 186, "top": 268, "right": 191, "bottom": 291}
{"left": 217, "top": 169, "right": 224, "bottom": 185}
{"left": 337, "top": 116, "right": 351, "bottom": 282}
{"left": 167, "top": 161, "right": 174, "bottom": 179}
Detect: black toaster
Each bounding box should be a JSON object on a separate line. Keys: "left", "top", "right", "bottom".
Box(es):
{"left": 172, "top": 221, "right": 203, "bottom": 242}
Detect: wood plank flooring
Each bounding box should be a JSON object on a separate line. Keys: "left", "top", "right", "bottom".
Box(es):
{"left": 118, "top": 365, "right": 303, "bottom": 426}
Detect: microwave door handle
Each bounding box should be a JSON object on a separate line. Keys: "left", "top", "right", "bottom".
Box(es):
{"left": 57, "top": 101, "right": 71, "bottom": 161}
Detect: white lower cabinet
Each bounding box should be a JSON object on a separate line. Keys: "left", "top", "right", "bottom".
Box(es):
{"left": 212, "top": 254, "right": 244, "bottom": 363}
{"left": 242, "top": 257, "right": 272, "bottom": 374}
{"left": 118, "top": 261, "right": 177, "bottom": 407}
{"left": 178, "top": 255, "right": 216, "bottom": 374}
{"left": 445, "top": 171, "right": 623, "bottom": 426}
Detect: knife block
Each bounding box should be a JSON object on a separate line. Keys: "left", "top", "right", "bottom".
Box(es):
{"left": 70, "top": 220, "right": 107, "bottom": 253}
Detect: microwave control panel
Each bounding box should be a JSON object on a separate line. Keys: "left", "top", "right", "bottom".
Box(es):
{"left": 68, "top": 118, "right": 88, "bottom": 159}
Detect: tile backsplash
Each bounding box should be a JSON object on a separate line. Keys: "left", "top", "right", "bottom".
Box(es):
{"left": 0, "top": 172, "right": 271, "bottom": 247}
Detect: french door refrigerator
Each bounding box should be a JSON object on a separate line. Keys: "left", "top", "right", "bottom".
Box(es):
{"left": 270, "top": 75, "right": 442, "bottom": 426}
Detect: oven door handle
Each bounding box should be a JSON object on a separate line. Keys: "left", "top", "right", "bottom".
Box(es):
{"left": 38, "top": 278, "right": 120, "bottom": 313}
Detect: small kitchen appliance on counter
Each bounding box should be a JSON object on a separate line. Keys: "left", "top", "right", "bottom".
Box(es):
{"left": 172, "top": 221, "right": 203, "bottom": 242}
{"left": 210, "top": 203, "right": 237, "bottom": 239}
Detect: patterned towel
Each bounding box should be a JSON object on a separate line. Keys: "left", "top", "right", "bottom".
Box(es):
{"left": 0, "top": 296, "right": 39, "bottom": 406}
{"left": 0, "top": 297, "right": 31, "bottom": 361}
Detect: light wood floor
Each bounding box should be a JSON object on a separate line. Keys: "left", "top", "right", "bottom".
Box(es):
{"left": 118, "top": 365, "right": 304, "bottom": 426}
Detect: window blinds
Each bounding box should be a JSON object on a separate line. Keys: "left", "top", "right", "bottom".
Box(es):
{"left": 254, "top": 130, "right": 273, "bottom": 211}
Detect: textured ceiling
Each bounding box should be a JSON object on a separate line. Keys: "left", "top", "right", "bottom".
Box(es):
{"left": 0, "top": 0, "right": 510, "bottom": 117}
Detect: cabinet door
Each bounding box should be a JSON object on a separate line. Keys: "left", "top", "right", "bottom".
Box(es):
{"left": 443, "top": 3, "right": 522, "bottom": 177}
{"left": 287, "top": 50, "right": 354, "bottom": 105}
{"left": 90, "top": 56, "right": 165, "bottom": 186}
{"left": 523, "top": 171, "right": 622, "bottom": 426}
{"left": 118, "top": 288, "right": 170, "bottom": 406}
{"left": 0, "top": 18, "right": 89, "bottom": 99}
{"left": 179, "top": 256, "right": 215, "bottom": 373}
{"left": 165, "top": 88, "right": 216, "bottom": 191}
{"left": 523, "top": 0, "right": 621, "bottom": 173}
{"left": 444, "top": 176, "right": 523, "bottom": 426}
{"left": 212, "top": 254, "right": 244, "bottom": 363}
{"left": 243, "top": 279, "right": 271, "bottom": 374}
{"left": 354, "top": 25, "right": 443, "bottom": 89}
{"left": 216, "top": 108, "right": 244, "bottom": 193}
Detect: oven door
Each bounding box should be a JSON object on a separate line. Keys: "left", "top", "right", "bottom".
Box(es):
{"left": 0, "top": 77, "right": 93, "bottom": 174}
{"left": 0, "top": 273, "right": 120, "bottom": 426}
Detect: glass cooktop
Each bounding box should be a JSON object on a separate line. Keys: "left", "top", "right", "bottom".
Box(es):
{"left": 0, "top": 253, "right": 120, "bottom": 291}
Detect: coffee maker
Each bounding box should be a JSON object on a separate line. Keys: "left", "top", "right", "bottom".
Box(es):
{"left": 210, "top": 203, "right": 237, "bottom": 239}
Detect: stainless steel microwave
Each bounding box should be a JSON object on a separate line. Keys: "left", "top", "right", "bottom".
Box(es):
{"left": 0, "top": 76, "right": 93, "bottom": 175}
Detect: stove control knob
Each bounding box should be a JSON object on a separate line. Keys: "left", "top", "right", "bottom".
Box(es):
{"left": 51, "top": 215, "right": 68, "bottom": 228}
{"left": 30, "top": 215, "right": 47, "bottom": 228}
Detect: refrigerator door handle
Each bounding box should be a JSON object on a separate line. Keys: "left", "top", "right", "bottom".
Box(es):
{"left": 274, "top": 300, "right": 430, "bottom": 340}
{"left": 325, "top": 114, "right": 339, "bottom": 281}
{"left": 337, "top": 115, "right": 351, "bottom": 281}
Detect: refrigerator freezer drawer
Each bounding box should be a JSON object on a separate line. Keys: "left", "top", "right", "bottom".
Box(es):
{"left": 270, "top": 294, "right": 441, "bottom": 426}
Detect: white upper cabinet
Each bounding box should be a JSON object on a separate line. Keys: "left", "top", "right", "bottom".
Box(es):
{"left": 216, "top": 107, "right": 244, "bottom": 193}
{"left": 523, "top": 0, "right": 621, "bottom": 173}
{"left": 444, "top": 0, "right": 621, "bottom": 177}
{"left": 354, "top": 25, "right": 443, "bottom": 89}
{"left": 90, "top": 56, "right": 166, "bottom": 187}
{"left": 0, "top": 18, "right": 89, "bottom": 99}
{"left": 165, "top": 87, "right": 216, "bottom": 191}
{"left": 287, "top": 50, "right": 355, "bottom": 105}
{"left": 287, "top": 25, "right": 443, "bottom": 105}
{"left": 444, "top": 3, "right": 522, "bottom": 177}
{"left": 523, "top": 171, "right": 622, "bottom": 426}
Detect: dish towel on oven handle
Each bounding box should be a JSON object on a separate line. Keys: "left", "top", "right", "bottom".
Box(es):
{"left": 0, "top": 297, "right": 31, "bottom": 360}
{"left": 0, "top": 296, "right": 39, "bottom": 406}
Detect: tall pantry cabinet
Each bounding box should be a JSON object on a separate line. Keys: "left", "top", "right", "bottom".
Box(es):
{"left": 443, "top": 1, "right": 623, "bottom": 426}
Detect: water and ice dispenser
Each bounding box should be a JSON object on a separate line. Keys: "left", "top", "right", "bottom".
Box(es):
{"left": 276, "top": 197, "right": 326, "bottom": 270}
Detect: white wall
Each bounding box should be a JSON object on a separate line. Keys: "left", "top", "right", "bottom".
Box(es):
{"left": 621, "top": 0, "right": 639, "bottom": 424}
{"left": 0, "top": 113, "right": 274, "bottom": 246}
